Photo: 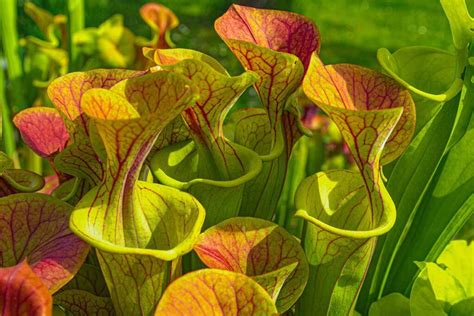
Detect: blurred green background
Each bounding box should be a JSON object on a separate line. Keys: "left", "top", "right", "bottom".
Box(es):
{"left": 16, "top": 0, "right": 465, "bottom": 107}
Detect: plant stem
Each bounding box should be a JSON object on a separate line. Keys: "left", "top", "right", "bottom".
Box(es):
{"left": 1, "top": 0, "right": 26, "bottom": 112}
{"left": 67, "top": 0, "right": 85, "bottom": 71}
{"left": 0, "top": 54, "right": 20, "bottom": 167}
{"left": 0, "top": 0, "right": 24, "bottom": 168}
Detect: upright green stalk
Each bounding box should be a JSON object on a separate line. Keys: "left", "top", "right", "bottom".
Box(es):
{"left": 0, "top": 0, "right": 23, "bottom": 167}
{"left": 67, "top": 0, "right": 85, "bottom": 71}
{"left": 1, "top": 54, "right": 19, "bottom": 167}
{"left": 1, "top": 0, "right": 26, "bottom": 112}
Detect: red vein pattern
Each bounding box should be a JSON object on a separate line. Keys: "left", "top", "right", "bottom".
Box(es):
{"left": 230, "top": 108, "right": 300, "bottom": 219}
{"left": 47, "top": 69, "right": 145, "bottom": 126}
{"left": 152, "top": 117, "right": 190, "bottom": 152}
{"left": 153, "top": 57, "right": 257, "bottom": 179}
{"left": 0, "top": 261, "right": 52, "bottom": 316}
{"left": 214, "top": 5, "right": 317, "bottom": 220}
{"left": 295, "top": 170, "right": 376, "bottom": 314}
{"left": 194, "top": 217, "right": 308, "bottom": 312}
{"left": 155, "top": 269, "right": 278, "bottom": 316}
{"left": 69, "top": 71, "right": 205, "bottom": 315}
{"left": 47, "top": 69, "right": 146, "bottom": 186}
{"left": 157, "top": 58, "right": 255, "bottom": 143}
{"left": 74, "top": 71, "right": 198, "bottom": 247}
{"left": 215, "top": 4, "right": 320, "bottom": 136}
{"left": 13, "top": 108, "right": 69, "bottom": 158}
{"left": 303, "top": 53, "right": 415, "bottom": 165}
{"left": 294, "top": 53, "right": 415, "bottom": 315}
{"left": 215, "top": 4, "right": 319, "bottom": 70}
{"left": 0, "top": 194, "right": 89, "bottom": 294}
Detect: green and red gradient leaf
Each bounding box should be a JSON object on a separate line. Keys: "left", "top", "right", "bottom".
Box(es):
{"left": 145, "top": 49, "right": 227, "bottom": 153}
{"left": 294, "top": 53, "right": 415, "bottom": 315}
{"left": 155, "top": 269, "right": 278, "bottom": 316}
{"left": 0, "top": 261, "right": 52, "bottom": 316}
{"left": 302, "top": 53, "right": 415, "bottom": 165}
{"left": 152, "top": 50, "right": 255, "bottom": 139}
{"left": 152, "top": 53, "right": 257, "bottom": 173}
{"left": 0, "top": 194, "right": 89, "bottom": 294}
{"left": 194, "top": 217, "right": 308, "bottom": 313}
{"left": 13, "top": 107, "right": 69, "bottom": 158}
{"left": 47, "top": 69, "right": 144, "bottom": 184}
{"left": 144, "top": 50, "right": 224, "bottom": 152}
{"left": 68, "top": 71, "right": 205, "bottom": 315}
{"left": 149, "top": 51, "right": 264, "bottom": 228}
{"left": 215, "top": 5, "right": 319, "bottom": 219}
{"left": 215, "top": 4, "right": 320, "bottom": 134}
{"left": 215, "top": 4, "right": 320, "bottom": 70}
{"left": 140, "top": 3, "right": 178, "bottom": 49}
{"left": 47, "top": 69, "right": 144, "bottom": 130}
{"left": 71, "top": 70, "right": 199, "bottom": 251}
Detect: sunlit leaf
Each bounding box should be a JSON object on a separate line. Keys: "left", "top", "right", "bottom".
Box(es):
{"left": 149, "top": 48, "right": 228, "bottom": 74}
{"left": 149, "top": 51, "right": 263, "bottom": 228}
{"left": 47, "top": 69, "right": 144, "bottom": 185}
{"left": 295, "top": 53, "right": 413, "bottom": 315}
{"left": 441, "top": 0, "right": 473, "bottom": 50}
{"left": 47, "top": 69, "right": 144, "bottom": 128}
{"left": 377, "top": 46, "right": 463, "bottom": 102}
{"left": 411, "top": 263, "right": 466, "bottom": 316}
{"left": 369, "top": 293, "right": 410, "bottom": 316}
{"left": 215, "top": 5, "right": 320, "bottom": 218}
{"left": 437, "top": 240, "right": 474, "bottom": 296}
{"left": 155, "top": 269, "right": 278, "bottom": 315}
{"left": 194, "top": 217, "right": 308, "bottom": 312}
{"left": 363, "top": 45, "right": 473, "bottom": 303}
{"left": 69, "top": 71, "right": 205, "bottom": 315}
{"left": 302, "top": 53, "right": 415, "bottom": 165}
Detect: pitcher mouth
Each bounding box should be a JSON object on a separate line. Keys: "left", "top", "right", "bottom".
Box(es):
{"left": 150, "top": 139, "right": 263, "bottom": 190}
{"left": 69, "top": 182, "right": 206, "bottom": 261}
{"left": 295, "top": 207, "right": 395, "bottom": 239}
